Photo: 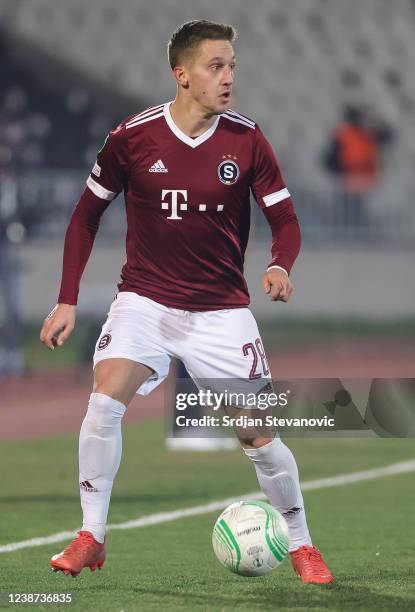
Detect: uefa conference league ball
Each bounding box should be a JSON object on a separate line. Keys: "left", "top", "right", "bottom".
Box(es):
{"left": 212, "top": 500, "right": 289, "bottom": 577}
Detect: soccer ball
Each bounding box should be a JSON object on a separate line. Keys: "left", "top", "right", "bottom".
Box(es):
{"left": 212, "top": 500, "right": 289, "bottom": 577}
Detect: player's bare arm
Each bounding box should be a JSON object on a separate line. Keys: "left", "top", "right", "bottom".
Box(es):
{"left": 40, "top": 303, "right": 76, "bottom": 350}
{"left": 262, "top": 267, "right": 293, "bottom": 302}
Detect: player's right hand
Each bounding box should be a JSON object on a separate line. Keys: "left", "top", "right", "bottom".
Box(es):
{"left": 39, "top": 303, "right": 76, "bottom": 350}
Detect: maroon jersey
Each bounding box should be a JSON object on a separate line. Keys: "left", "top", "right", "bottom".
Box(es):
{"left": 58, "top": 102, "right": 300, "bottom": 310}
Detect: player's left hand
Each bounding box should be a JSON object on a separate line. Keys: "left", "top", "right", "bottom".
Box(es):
{"left": 261, "top": 268, "right": 293, "bottom": 302}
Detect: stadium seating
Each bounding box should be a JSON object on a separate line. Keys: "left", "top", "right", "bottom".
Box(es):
{"left": 1, "top": 0, "right": 414, "bottom": 239}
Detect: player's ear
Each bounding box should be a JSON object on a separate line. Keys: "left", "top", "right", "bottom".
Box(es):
{"left": 173, "top": 65, "right": 189, "bottom": 89}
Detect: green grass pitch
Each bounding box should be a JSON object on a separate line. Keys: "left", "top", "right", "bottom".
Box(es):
{"left": 1, "top": 421, "right": 415, "bottom": 611}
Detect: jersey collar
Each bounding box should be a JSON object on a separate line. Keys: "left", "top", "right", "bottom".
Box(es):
{"left": 163, "top": 101, "right": 220, "bottom": 148}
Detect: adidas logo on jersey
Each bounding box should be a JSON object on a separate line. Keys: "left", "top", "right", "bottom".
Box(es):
{"left": 149, "top": 159, "right": 168, "bottom": 173}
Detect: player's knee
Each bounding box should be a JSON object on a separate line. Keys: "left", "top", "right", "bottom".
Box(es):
{"left": 239, "top": 435, "right": 274, "bottom": 449}
{"left": 93, "top": 381, "right": 125, "bottom": 404}
{"left": 93, "top": 360, "right": 140, "bottom": 405}
{"left": 83, "top": 392, "right": 126, "bottom": 433}
{"left": 93, "top": 366, "right": 127, "bottom": 404}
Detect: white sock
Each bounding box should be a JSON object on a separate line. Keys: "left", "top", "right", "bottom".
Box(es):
{"left": 243, "top": 438, "right": 312, "bottom": 552}
{"left": 79, "top": 392, "right": 126, "bottom": 543}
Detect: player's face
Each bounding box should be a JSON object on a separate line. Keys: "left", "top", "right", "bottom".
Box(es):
{"left": 186, "top": 39, "right": 235, "bottom": 115}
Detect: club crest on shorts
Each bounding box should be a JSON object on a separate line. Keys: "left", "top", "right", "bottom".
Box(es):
{"left": 218, "top": 159, "right": 240, "bottom": 185}
{"left": 97, "top": 333, "right": 112, "bottom": 350}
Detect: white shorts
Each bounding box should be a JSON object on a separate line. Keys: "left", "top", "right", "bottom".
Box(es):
{"left": 93, "top": 292, "right": 271, "bottom": 396}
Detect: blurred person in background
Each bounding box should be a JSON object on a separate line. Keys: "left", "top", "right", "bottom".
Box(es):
{"left": 323, "top": 104, "right": 393, "bottom": 228}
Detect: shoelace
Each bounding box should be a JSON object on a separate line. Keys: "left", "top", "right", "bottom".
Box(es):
{"left": 300, "top": 548, "right": 329, "bottom": 575}
{"left": 63, "top": 532, "right": 95, "bottom": 556}
{"left": 306, "top": 548, "right": 323, "bottom": 561}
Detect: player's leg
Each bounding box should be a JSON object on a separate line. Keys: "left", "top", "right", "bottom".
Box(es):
{"left": 51, "top": 358, "right": 153, "bottom": 576}
{"left": 242, "top": 431, "right": 333, "bottom": 583}
{"left": 181, "top": 308, "right": 310, "bottom": 544}
{"left": 222, "top": 400, "right": 313, "bottom": 554}
{"left": 181, "top": 307, "right": 333, "bottom": 583}
{"left": 93, "top": 356, "right": 153, "bottom": 404}
{"left": 241, "top": 433, "right": 311, "bottom": 547}
{"left": 78, "top": 358, "right": 153, "bottom": 542}
{"left": 51, "top": 293, "right": 172, "bottom": 576}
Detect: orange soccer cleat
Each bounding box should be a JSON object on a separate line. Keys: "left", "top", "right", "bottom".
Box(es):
{"left": 50, "top": 531, "right": 106, "bottom": 577}
{"left": 290, "top": 545, "right": 334, "bottom": 584}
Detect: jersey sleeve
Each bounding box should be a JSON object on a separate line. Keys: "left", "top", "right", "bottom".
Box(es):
{"left": 57, "top": 188, "right": 111, "bottom": 305}
{"left": 251, "top": 125, "right": 301, "bottom": 274}
{"left": 57, "top": 122, "right": 128, "bottom": 305}
{"left": 250, "top": 124, "right": 291, "bottom": 209}
{"left": 86, "top": 123, "right": 128, "bottom": 201}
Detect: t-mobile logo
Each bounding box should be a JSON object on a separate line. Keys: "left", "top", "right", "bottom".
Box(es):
{"left": 161, "top": 189, "right": 224, "bottom": 219}
{"left": 161, "top": 189, "right": 188, "bottom": 220}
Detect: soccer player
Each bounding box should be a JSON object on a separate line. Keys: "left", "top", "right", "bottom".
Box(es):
{"left": 40, "top": 20, "right": 333, "bottom": 583}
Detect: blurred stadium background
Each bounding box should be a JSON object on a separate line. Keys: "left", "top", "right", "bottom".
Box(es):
{"left": 1, "top": 3, "right": 415, "bottom": 610}
{"left": 1, "top": 0, "right": 414, "bottom": 415}
{"left": 0, "top": 0, "right": 414, "bottom": 416}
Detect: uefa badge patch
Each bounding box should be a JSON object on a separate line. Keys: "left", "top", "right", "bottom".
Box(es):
{"left": 218, "top": 159, "right": 240, "bottom": 185}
